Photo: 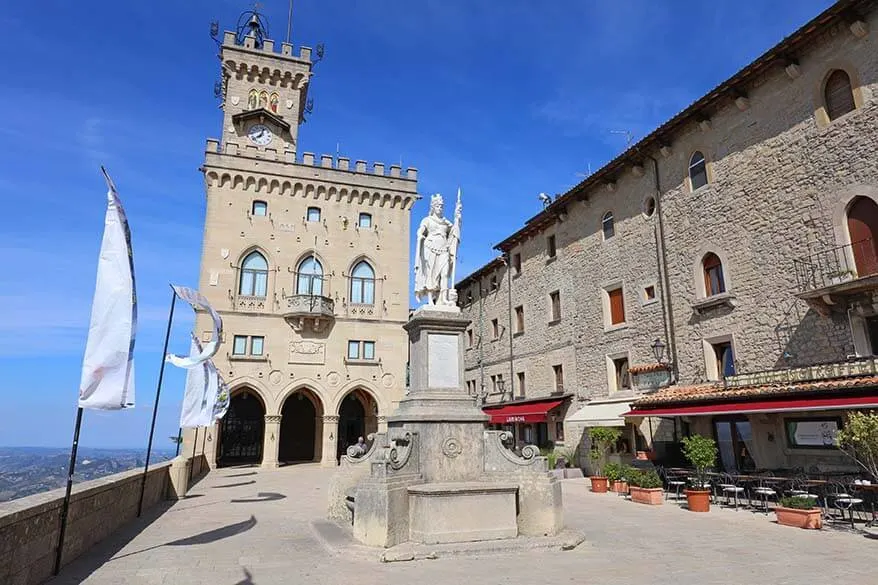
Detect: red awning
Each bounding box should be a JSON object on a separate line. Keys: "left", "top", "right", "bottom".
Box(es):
{"left": 623, "top": 394, "right": 878, "bottom": 418}
{"left": 484, "top": 400, "right": 565, "bottom": 424}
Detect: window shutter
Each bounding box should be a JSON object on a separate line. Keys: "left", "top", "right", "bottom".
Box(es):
{"left": 825, "top": 70, "right": 855, "bottom": 121}
{"left": 609, "top": 288, "right": 625, "bottom": 324}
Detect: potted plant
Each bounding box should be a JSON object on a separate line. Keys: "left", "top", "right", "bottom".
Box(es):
{"left": 680, "top": 434, "right": 717, "bottom": 513}
{"left": 557, "top": 446, "right": 583, "bottom": 479}
{"left": 604, "top": 462, "right": 623, "bottom": 492}
{"left": 587, "top": 427, "right": 622, "bottom": 493}
{"left": 827, "top": 269, "right": 855, "bottom": 285}
{"left": 775, "top": 496, "right": 823, "bottom": 529}
{"left": 835, "top": 411, "right": 878, "bottom": 482}
{"left": 628, "top": 469, "right": 664, "bottom": 505}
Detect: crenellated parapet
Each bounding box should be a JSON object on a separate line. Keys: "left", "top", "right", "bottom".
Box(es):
{"left": 221, "top": 30, "right": 312, "bottom": 87}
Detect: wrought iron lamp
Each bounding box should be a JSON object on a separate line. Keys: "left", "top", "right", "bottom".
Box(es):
{"left": 651, "top": 338, "right": 667, "bottom": 365}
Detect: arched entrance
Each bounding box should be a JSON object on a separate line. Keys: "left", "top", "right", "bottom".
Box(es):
{"left": 336, "top": 389, "right": 378, "bottom": 461}
{"left": 218, "top": 388, "right": 265, "bottom": 467}
{"left": 847, "top": 197, "right": 878, "bottom": 277}
{"left": 279, "top": 390, "right": 323, "bottom": 463}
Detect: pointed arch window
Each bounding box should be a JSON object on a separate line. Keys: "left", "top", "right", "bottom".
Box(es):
{"left": 703, "top": 253, "right": 726, "bottom": 296}
{"left": 602, "top": 211, "right": 615, "bottom": 240}
{"left": 258, "top": 90, "right": 268, "bottom": 109}
{"left": 269, "top": 92, "right": 279, "bottom": 113}
{"left": 297, "top": 255, "right": 324, "bottom": 296}
{"left": 247, "top": 89, "right": 258, "bottom": 110}
{"left": 689, "top": 151, "right": 708, "bottom": 190}
{"left": 825, "top": 69, "right": 855, "bottom": 121}
{"left": 350, "top": 261, "right": 376, "bottom": 305}
{"left": 239, "top": 251, "right": 268, "bottom": 297}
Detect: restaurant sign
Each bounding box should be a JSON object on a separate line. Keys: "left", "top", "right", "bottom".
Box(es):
{"left": 634, "top": 369, "right": 672, "bottom": 392}
{"left": 505, "top": 416, "right": 526, "bottom": 423}
{"left": 785, "top": 419, "right": 840, "bottom": 448}
{"left": 727, "top": 358, "right": 878, "bottom": 388}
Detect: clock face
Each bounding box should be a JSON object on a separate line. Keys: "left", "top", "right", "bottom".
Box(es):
{"left": 248, "top": 124, "right": 272, "bottom": 146}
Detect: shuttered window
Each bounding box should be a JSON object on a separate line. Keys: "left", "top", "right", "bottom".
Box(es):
{"left": 703, "top": 253, "right": 726, "bottom": 296}
{"left": 608, "top": 287, "right": 625, "bottom": 325}
{"left": 825, "top": 69, "right": 855, "bottom": 121}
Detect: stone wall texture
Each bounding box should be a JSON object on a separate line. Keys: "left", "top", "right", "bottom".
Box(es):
{"left": 458, "top": 9, "right": 878, "bottom": 454}
{"left": 0, "top": 462, "right": 172, "bottom": 585}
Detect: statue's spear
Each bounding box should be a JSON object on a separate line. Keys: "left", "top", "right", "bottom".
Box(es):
{"left": 449, "top": 187, "right": 462, "bottom": 289}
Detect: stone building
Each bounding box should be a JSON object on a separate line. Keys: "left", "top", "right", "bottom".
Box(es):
{"left": 185, "top": 14, "right": 418, "bottom": 468}
{"left": 458, "top": 0, "right": 878, "bottom": 473}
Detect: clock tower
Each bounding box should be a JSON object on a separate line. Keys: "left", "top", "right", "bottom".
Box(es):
{"left": 193, "top": 8, "right": 419, "bottom": 471}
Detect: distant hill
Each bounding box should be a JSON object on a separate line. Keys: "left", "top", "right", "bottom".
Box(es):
{"left": 0, "top": 446, "right": 175, "bottom": 503}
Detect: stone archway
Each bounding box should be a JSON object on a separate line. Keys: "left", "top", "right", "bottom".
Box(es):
{"left": 279, "top": 389, "right": 324, "bottom": 464}
{"left": 336, "top": 389, "right": 378, "bottom": 461}
{"left": 218, "top": 388, "right": 265, "bottom": 467}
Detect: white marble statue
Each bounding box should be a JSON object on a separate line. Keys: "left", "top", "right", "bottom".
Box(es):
{"left": 414, "top": 191, "right": 462, "bottom": 308}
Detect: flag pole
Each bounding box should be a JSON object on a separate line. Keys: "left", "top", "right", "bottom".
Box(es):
{"left": 53, "top": 407, "right": 84, "bottom": 575}
{"left": 188, "top": 428, "right": 199, "bottom": 482}
{"left": 137, "top": 286, "right": 177, "bottom": 517}
{"left": 174, "top": 427, "right": 182, "bottom": 456}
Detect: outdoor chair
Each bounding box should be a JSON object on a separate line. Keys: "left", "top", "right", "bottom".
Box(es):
{"left": 751, "top": 474, "right": 779, "bottom": 515}
{"left": 719, "top": 473, "right": 747, "bottom": 510}
{"left": 658, "top": 466, "right": 686, "bottom": 501}
{"left": 826, "top": 481, "right": 865, "bottom": 529}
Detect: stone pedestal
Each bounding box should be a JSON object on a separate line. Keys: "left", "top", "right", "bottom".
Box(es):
{"left": 408, "top": 482, "right": 518, "bottom": 544}
{"left": 321, "top": 415, "right": 339, "bottom": 467}
{"left": 262, "top": 415, "right": 281, "bottom": 468}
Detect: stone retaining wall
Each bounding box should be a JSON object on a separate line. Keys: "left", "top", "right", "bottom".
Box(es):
{"left": 0, "top": 461, "right": 172, "bottom": 585}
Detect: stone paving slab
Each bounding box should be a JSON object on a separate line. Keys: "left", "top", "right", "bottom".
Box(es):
{"left": 47, "top": 466, "right": 877, "bottom": 585}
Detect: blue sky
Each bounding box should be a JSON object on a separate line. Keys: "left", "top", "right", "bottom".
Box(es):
{"left": 0, "top": 0, "right": 833, "bottom": 450}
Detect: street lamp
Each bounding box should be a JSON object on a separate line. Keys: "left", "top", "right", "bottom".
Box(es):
{"left": 651, "top": 338, "right": 667, "bottom": 364}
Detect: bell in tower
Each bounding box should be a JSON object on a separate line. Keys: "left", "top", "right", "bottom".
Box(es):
{"left": 234, "top": 8, "right": 269, "bottom": 48}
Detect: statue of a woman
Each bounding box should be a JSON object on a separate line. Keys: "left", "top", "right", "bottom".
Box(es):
{"left": 414, "top": 192, "right": 461, "bottom": 307}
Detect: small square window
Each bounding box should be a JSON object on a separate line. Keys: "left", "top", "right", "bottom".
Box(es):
{"left": 347, "top": 340, "right": 360, "bottom": 360}
{"left": 644, "top": 285, "right": 656, "bottom": 302}
{"left": 250, "top": 336, "right": 264, "bottom": 356}
{"left": 547, "top": 235, "right": 557, "bottom": 258}
{"left": 307, "top": 207, "right": 321, "bottom": 222}
{"left": 252, "top": 200, "right": 267, "bottom": 216}
{"left": 491, "top": 318, "right": 500, "bottom": 339}
{"left": 550, "top": 291, "right": 561, "bottom": 321}
{"left": 363, "top": 341, "right": 375, "bottom": 360}
{"left": 613, "top": 357, "right": 630, "bottom": 391}
{"left": 232, "top": 335, "right": 247, "bottom": 355}
{"left": 713, "top": 341, "right": 735, "bottom": 379}
{"left": 358, "top": 212, "right": 372, "bottom": 228}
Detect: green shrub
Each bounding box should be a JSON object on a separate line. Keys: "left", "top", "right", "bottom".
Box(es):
{"left": 630, "top": 469, "right": 662, "bottom": 489}
{"left": 557, "top": 447, "right": 577, "bottom": 468}
{"left": 836, "top": 411, "right": 878, "bottom": 482}
{"left": 541, "top": 448, "right": 559, "bottom": 469}
{"left": 622, "top": 465, "right": 638, "bottom": 482}
{"left": 587, "top": 427, "right": 622, "bottom": 477}
{"left": 680, "top": 434, "right": 718, "bottom": 489}
{"left": 779, "top": 496, "right": 818, "bottom": 510}
{"left": 604, "top": 462, "right": 623, "bottom": 482}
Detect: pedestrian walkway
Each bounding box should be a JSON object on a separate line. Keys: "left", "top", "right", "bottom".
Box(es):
{"left": 50, "top": 465, "right": 876, "bottom": 585}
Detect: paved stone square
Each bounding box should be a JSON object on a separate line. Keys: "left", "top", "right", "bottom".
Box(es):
{"left": 49, "top": 466, "right": 876, "bottom": 585}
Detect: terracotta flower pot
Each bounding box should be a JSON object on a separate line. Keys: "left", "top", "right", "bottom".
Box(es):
{"left": 613, "top": 480, "right": 629, "bottom": 494}
{"left": 685, "top": 489, "right": 711, "bottom": 512}
{"left": 775, "top": 506, "right": 823, "bottom": 529}
{"left": 629, "top": 486, "right": 663, "bottom": 505}
{"left": 589, "top": 476, "right": 609, "bottom": 493}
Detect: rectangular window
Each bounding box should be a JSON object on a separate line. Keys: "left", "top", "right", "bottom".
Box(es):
{"left": 613, "top": 357, "right": 630, "bottom": 391}
{"left": 547, "top": 235, "right": 557, "bottom": 258}
{"left": 306, "top": 206, "right": 321, "bottom": 222}
{"left": 347, "top": 340, "right": 360, "bottom": 360}
{"left": 608, "top": 287, "right": 625, "bottom": 325}
{"left": 644, "top": 285, "right": 656, "bottom": 302}
{"left": 512, "top": 253, "right": 521, "bottom": 275}
{"left": 555, "top": 421, "right": 565, "bottom": 442}
{"left": 490, "top": 275, "right": 498, "bottom": 291}
{"left": 250, "top": 336, "right": 264, "bottom": 356}
{"left": 232, "top": 335, "right": 263, "bottom": 357}
{"left": 233, "top": 335, "right": 247, "bottom": 355}
{"left": 784, "top": 418, "right": 842, "bottom": 449}
{"left": 358, "top": 212, "right": 372, "bottom": 228}
{"left": 713, "top": 341, "right": 735, "bottom": 378}
{"left": 347, "top": 340, "right": 376, "bottom": 360}
{"left": 550, "top": 291, "right": 561, "bottom": 321}
{"left": 517, "top": 371, "right": 526, "bottom": 397}
{"left": 466, "top": 329, "right": 474, "bottom": 348}
{"left": 252, "top": 200, "right": 267, "bottom": 216}
{"left": 491, "top": 318, "right": 500, "bottom": 339}
{"left": 515, "top": 305, "right": 524, "bottom": 333}
{"left": 553, "top": 364, "right": 564, "bottom": 392}
{"left": 363, "top": 341, "right": 376, "bottom": 360}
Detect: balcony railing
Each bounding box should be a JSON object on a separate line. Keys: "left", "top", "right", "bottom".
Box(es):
{"left": 282, "top": 294, "right": 335, "bottom": 332}
{"left": 793, "top": 238, "right": 877, "bottom": 293}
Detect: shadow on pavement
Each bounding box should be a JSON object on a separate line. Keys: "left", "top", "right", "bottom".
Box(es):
{"left": 213, "top": 480, "right": 257, "bottom": 489}
{"left": 224, "top": 471, "right": 258, "bottom": 478}
{"left": 234, "top": 567, "right": 255, "bottom": 584}
{"left": 231, "top": 492, "right": 286, "bottom": 504}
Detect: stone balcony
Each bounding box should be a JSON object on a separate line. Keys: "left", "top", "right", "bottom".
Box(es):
{"left": 794, "top": 239, "right": 878, "bottom": 315}
{"left": 282, "top": 294, "right": 335, "bottom": 332}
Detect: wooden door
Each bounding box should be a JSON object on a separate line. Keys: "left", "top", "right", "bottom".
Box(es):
{"left": 847, "top": 197, "right": 878, "bottom": 277}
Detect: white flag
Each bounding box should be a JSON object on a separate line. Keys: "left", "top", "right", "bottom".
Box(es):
{"left": 166, "top": 286, "right": 223, "bottom": 369}
{"left": 178, "top": 336, "right": 208, "bottom": 428}
{"left": 78, "top": 167, "right": 137, "bottom": 410}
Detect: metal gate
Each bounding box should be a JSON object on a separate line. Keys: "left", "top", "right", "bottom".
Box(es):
{"left": 219, "top": 392, "right": 264, "bottom": 466}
